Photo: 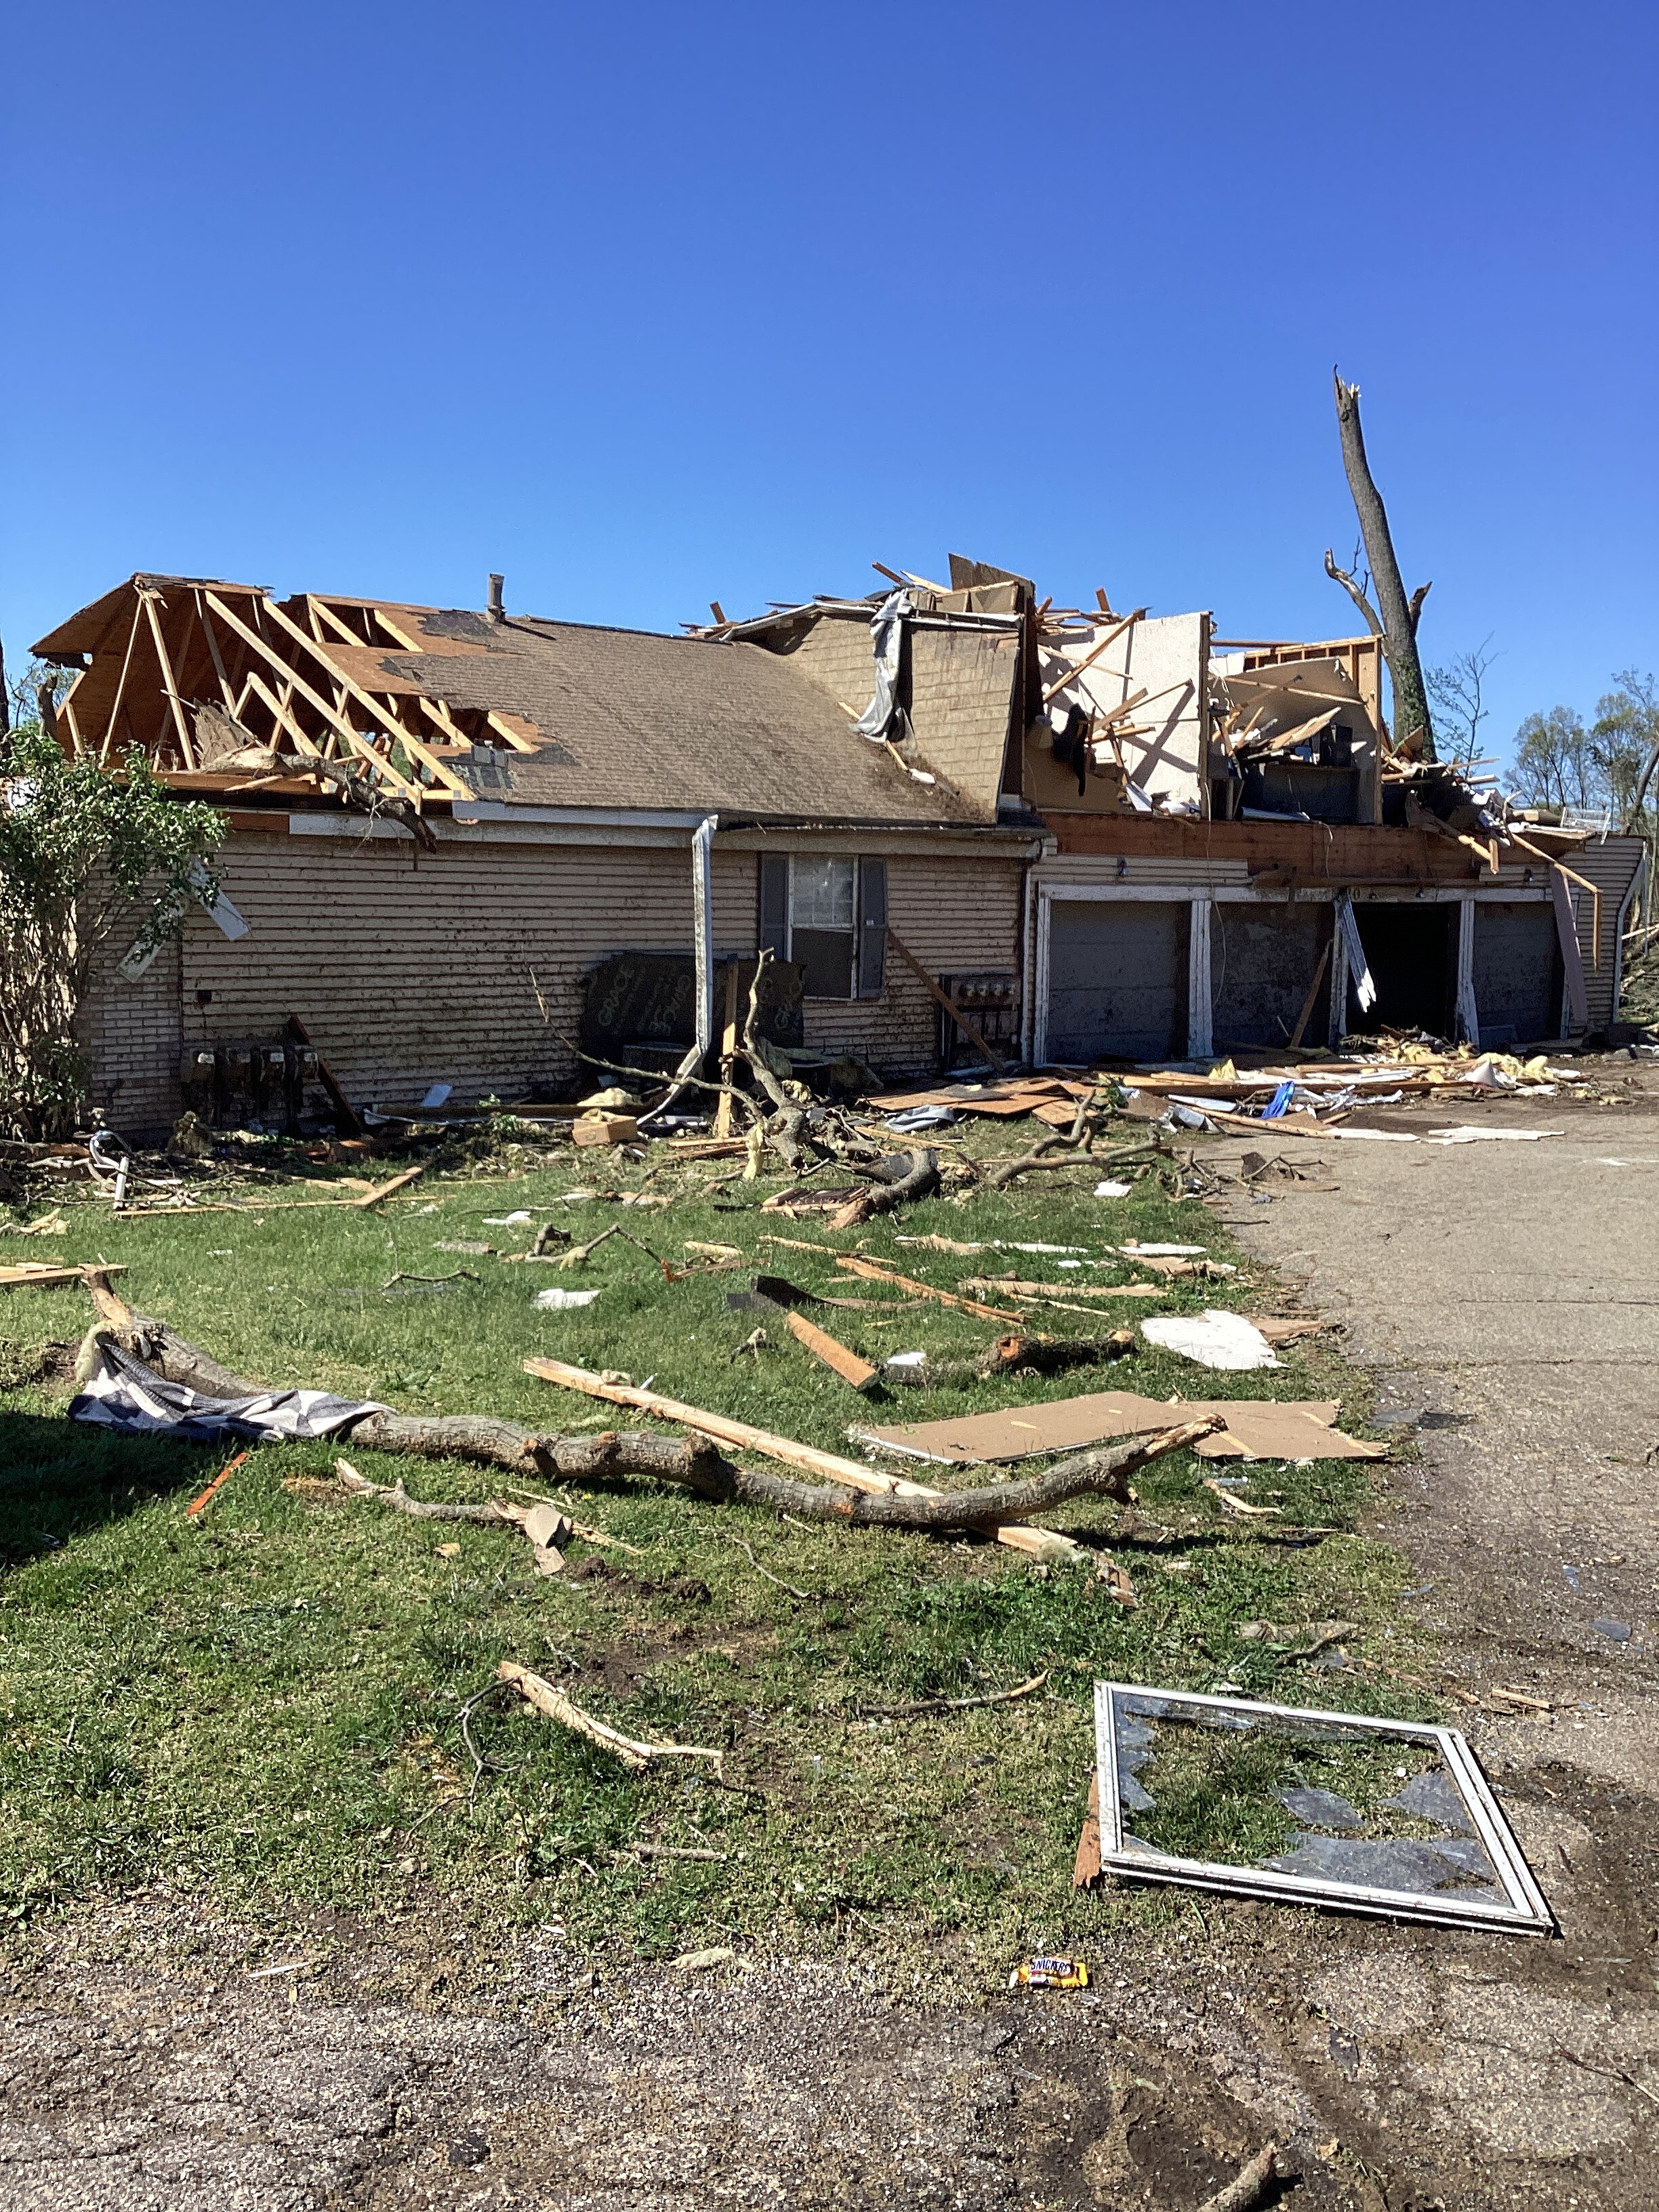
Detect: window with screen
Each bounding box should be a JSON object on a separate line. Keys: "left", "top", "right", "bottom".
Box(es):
{"left": 790, "top": 857, "right": 856, "bottom": 998}
{"left": 757, "top": 853, "right": 888, "bottom": 1002}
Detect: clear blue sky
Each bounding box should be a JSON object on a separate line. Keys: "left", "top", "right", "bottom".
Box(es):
{"left": 5, "top": 2, "right": 1654, "bottom": 764}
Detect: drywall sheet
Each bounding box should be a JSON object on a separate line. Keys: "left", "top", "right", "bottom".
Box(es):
{"left": 1047, "top": 899, "right": 1186, "bottom": 1062}
{"left": 1044, "top": 613, "right": 1206, "bottom": 806}
{"left": 858, "top": 1390, "right": 1385, "bottom": 1464}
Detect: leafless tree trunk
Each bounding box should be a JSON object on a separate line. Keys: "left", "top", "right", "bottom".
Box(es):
{"left": 1332, "top": 369, "right": 1437, "bottom": 762}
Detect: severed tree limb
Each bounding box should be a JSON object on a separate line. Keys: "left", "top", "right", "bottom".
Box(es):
{"left": 882, "top": 1330, "right": 1136, "bottom": 1389}
{"left": 1322, "top": 547, "right": 1383, "bottom": 637}
{"left": 75, "top": 1275, "right": 1211, "bottom": 1547}
{"left": 986, "top": 1136, "right": 1163, "bottom": 1192}
{"left": 342, "top": 1417, "right": 1218, "bottom": 1533}
{"left": 497, "top": 1661, "right": 723, "bottom": 1772}
{"left": 827, "top": 1144, "right": 939, "bottom": 1231}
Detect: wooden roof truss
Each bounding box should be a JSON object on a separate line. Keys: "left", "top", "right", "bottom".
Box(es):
{"left": 43, "top": 577, "right": 537, "bottom": 808}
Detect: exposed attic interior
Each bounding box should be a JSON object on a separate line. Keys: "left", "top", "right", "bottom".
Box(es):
{"left": 30, "top": 577, "right": 537, "bottom": 836}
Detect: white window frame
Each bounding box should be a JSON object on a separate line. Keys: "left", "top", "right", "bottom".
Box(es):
{"left": 786, "top": 854, "right": 862, "bottom": 1001}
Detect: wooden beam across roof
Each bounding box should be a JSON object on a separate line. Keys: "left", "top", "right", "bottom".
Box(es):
{"left": 252, "top": 594, "right": 472, "bottom": 795}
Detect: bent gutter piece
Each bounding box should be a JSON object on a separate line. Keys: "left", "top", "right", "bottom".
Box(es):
{"left": 638, "top": 813, "right": 719, "bottom": 1130}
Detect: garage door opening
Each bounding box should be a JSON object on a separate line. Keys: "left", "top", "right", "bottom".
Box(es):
{"left": 1347, "top": 903, "right": 1457, "bottom": 1037}
{"left": 1046, "top": 899, "right": 1189, "bottom": 1063}
{"left": 1211, "top": 902, "right": 1332, "bottom": 1052}
{"left": 1473, "top": 901, "right": 1562, "bottom": 1048}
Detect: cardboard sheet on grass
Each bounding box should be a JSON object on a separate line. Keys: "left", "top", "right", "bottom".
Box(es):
{"left": 857, "top": 1389, "right": 1385, "bottom": 1465}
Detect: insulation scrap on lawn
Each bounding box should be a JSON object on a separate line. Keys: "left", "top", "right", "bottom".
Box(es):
{"left": 855, "top": 1390, "right": 1386, "bottom": 1465}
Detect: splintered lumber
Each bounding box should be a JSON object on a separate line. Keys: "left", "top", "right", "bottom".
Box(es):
{"left": 783, "top": 1309, "right": 878, "bottom": 1392}
{"left": 497, "top": 1662, "right": 723, "bottom": 1772}
{"left": 833, "top": 1254, "right": 1023, "bottom": 1322}
{"left": 885, "top": 931, "right": 1006, "bottom": 1069}
{"left": 1286, "top": 943, "right": 1332, "bottom": 1051}
{"left": 0, "top": 1263, "right": 124, "bottom": 1291}
{"left": 352, "top": 1162, "right": 428, "bottom": 1208}
{"left": 285, "top": 1014, "right": 365, "bottom": 1137}
{"left": 962, "top": 1276, "right": 1168, "bottom": 1301}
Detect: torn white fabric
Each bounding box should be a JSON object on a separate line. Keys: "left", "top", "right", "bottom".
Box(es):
{"left": 853, "top": 591, "right": 912, "bottom": 739}
{"left": 70, "top": 1339, "right": 384, "bottom": 1443}
{"left": 1094, "top": 1180, "right": 1132, "bottom": 1197}
{"left": 533, "top": 1286, "right": 601, "bottom": 1309}
{"left": 1141, "top": 1309, "right": 1281, "bottom": 1372}
{"left": 1335, "top": 894, "right": 1376, "bottom": 1012}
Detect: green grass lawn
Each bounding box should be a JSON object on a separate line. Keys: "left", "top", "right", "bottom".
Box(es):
{"left": 0, "top": 1119, "right": 1427, "bottom": 1984}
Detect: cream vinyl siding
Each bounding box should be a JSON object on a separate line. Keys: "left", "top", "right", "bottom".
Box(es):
{"left": 79, "top": 829, "right": 1030, "bottom": 1124}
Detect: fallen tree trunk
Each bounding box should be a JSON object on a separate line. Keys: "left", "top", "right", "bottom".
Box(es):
{"left": 75, "top": 1276, "right": 1212, "bottom": 1551}
{"left": 333, "top": 1422, "right": 1218, "bottom": 1534}
{"left": 827, "top": 1143, "right": 939, "bottom": 1231}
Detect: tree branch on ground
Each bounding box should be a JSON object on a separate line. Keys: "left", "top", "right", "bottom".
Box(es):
{"left": 77, "top": 1271, "right": 1214, "bottom": 1539}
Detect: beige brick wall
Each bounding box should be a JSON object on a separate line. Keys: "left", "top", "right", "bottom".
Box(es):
{"left": 80, "top": 932, "right": 183, "bottom": 1133}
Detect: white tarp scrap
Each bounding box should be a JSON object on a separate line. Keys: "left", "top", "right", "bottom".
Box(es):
{"left": 1335, "top": 894, "right": 1377, "bottom": 1013}
{"left": 70, "top": 1338, "right": 385, "bottom": 1444}
{"left": 853, "top": 590, "right": 912, "bottom": 739}
{"left": 1140, "top": 1309, "right": 1282, "bottom": 1372}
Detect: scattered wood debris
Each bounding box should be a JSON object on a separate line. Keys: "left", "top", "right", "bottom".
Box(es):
{"left": 497, "top": 1661, "right": 723, "bottom": 1772}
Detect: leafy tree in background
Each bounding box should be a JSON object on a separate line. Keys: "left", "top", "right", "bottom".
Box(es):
{"left": 1511, "top": 705, "right": 1597, "bottom": 811}
{"left": 0, "top": 659, "right": 226, "bottom": 1139}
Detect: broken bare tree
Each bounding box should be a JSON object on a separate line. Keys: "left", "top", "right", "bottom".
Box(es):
{"left": 1329, "top": 367, "right": 1437, "bottom": 761}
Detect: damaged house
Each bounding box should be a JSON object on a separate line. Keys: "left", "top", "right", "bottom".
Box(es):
{"left": 30, "top": 559, "right": 1647, "bottom": 1135}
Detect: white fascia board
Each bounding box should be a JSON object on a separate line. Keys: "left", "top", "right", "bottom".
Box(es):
{"left": 452, "top": 801, "right": 707, "bottom": 831}
{"left": 718, "top": 825, "right": 1044, "bottom": 860}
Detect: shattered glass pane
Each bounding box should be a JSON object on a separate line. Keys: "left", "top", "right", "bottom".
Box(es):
{"left": 1108, "top": 1690, "right": 1499, "bottom": 1898}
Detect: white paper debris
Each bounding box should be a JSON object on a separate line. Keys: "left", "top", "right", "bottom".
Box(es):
{"left": 1120, "top": 1243, "right": 1206, "bottom": 1256}
{"left": 1094, "top": 1180, "right": 1132, "bottom": 1198}
{"left": 1141, "top": 1309, "right": 1281, "bottom": 1372}
{"left": 533, "top": 1287, "right": 601, "bottom": 1310}
{"left": 885, "top": 1350, "right": 928, "bottom": 1368}
{"left": 1424, "top": 1127, "right": 1563, "bottom": 1145}
{"left": 486, "top": 1211, "right": 534, "bottom": 1224}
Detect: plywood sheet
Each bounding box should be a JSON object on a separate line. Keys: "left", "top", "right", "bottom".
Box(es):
{"left": 857, "top": 1389, "right": 1384, "bottom": 1465}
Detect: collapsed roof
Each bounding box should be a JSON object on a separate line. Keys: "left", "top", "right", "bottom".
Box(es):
{"left": 30, "top": 577, "right": 997, "bottom": 833}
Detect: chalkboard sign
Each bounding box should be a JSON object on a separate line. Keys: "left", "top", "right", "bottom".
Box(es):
{"left": 581, "top": 954, "right": 804, "bottom": 1056}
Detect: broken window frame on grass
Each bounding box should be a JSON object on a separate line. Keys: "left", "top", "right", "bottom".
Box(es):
{"left": 1092, "top": 1682, "right": 1553, "bottom": 1935}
